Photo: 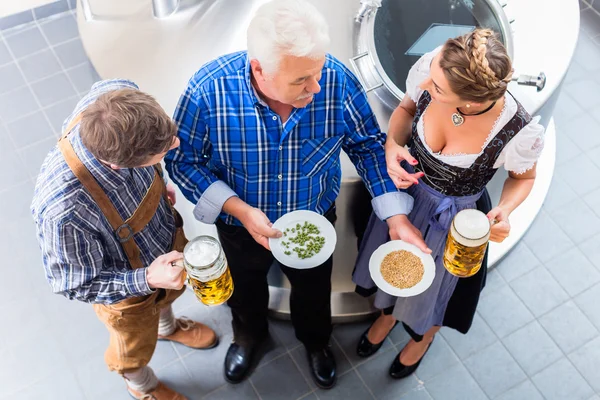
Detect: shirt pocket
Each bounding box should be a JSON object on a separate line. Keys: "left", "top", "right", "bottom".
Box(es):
{"left": 301, "top": 136, "right": 344, "bottom": 178}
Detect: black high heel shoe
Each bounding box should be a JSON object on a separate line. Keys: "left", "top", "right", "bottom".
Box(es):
{"left": 389, "top": 338, "right": 434, "bottom": 379}
{"left": 356, "top": 321, "right": 399, "bottom": 358}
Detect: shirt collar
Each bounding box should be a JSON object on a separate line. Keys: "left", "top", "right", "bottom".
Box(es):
{"left": 69, "top": 130, "right": 132, "bottom": 192}
{"left": 244, "top": 56, "right": 268, "bottom": 108}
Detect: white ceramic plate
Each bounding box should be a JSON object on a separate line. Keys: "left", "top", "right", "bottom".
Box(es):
{"left": 369, "top": 240, "right": 436, "bottom": 297}
{"left": 269, "top": 210, "right": 337, "bottom": 269}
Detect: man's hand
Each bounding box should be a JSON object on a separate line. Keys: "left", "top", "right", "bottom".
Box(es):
{"left": 386, "top": 214, "right": 432, "bottom": 254}
{"left": 146, "top": 251, "right": 186, "bottom": 290}
{"left": 385, "top": 140, "right": 423, "bottom": 189}
{"left": 239, "top": 207, "right": 282, "bottom": 250}
{"left": 487, "top": 207, "right": 511, "bottom": 243}
{"left": 166, "top": 183, "right": 177, "bottom": 205}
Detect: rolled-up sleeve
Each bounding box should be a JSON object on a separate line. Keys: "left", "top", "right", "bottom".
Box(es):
{"left": 165, "top": 83, "right": 238, "bottom": 224}
{"left": 342, "top": 72, "right": 414, "bottom": 219}
{"left": 38, "top": 214, "right": 153, "bottom": 304}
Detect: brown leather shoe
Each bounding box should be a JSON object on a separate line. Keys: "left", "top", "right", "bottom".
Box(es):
{"left": 127, "top": 381, "right": 187, "bottom": 400}
{"left": 157, "top": 317, "right": 218, "bottom": 349}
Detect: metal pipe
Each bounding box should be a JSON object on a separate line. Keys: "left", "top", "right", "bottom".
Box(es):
{"left": 512, "top": 72, "right": 547, "bottom": 91}
{"left": 152, "top": 0, "right": 180, "bottom": 19}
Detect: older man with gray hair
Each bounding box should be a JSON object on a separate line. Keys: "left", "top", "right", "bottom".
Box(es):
{"left": 166, "top": 0, "right": 426, "bottom": 389}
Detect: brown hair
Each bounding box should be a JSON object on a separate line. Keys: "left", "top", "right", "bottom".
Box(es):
{"left": 80, "top": 88, "right": 176, "bottom": 168}
{"left": 439, "top": 28, "right": 513, "bottom": 103}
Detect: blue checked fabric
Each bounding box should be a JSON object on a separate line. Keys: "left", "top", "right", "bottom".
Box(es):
{"left": 165, "top": 51, "right": 411, "bottom": 226}
{"left": 31, "top": 79, "right": 175, "bottom": 304}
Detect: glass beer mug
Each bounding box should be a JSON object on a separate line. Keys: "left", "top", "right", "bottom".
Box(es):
{"left": 183, "top": 236, "right": 234, "bottom": 306}
{"left": 443, "top": 209, "right": 491, "bottom": 278}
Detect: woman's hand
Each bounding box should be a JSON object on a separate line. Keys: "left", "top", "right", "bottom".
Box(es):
{"left": 385, "top": 141, "right": 424, "bottom": 189}
{"left": 487, "top": 207, "right": 511, "bottom": 243}
{"left": 386, "top": 214, "right": 432, "bottom": 254}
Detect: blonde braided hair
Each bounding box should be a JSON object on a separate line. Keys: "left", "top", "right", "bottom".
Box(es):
{"left": 439, "top": 28, "right": 513, "bottom": 102}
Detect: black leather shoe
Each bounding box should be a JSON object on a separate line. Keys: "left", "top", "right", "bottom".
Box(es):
{"left": 389, "top": 339, "right": 433, "bottom": 379}
{"left": 306, "top": 347, "right": 337, "bottom": 389}
{"left": 357, "top": 321, "right": 399, "bottom": 358}
{"left": 224, "top": 342, "right": 257, "bottom": 384}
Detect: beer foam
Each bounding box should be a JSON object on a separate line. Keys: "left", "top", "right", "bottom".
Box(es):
{"left": 452, "top": 209, "right": 490, "bottom": 247}
{"left": 185, "top": 239, "right": 220, "bottom": 266}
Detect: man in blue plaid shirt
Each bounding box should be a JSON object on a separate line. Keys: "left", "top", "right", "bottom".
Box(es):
{"left": 165, "top": 0, "right": 427, "bottom": 389}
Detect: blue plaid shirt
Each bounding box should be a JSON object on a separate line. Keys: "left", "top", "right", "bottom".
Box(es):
{"left": 165, "top": 52, "right": 412, "bottom": 225}
{"left": 31, "top": 79, "right": 175, "bottom": 304}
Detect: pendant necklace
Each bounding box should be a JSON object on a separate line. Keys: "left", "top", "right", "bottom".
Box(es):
{"left": 451, "top": 101, "right": 497, "bottom": 127}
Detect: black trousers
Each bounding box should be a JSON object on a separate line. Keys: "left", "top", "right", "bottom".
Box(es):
{"left": 216, "top": 207, "right": 336, "bottom": 351}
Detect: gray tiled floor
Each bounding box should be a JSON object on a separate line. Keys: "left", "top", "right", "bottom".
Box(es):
{"left": 0, "top": 4, "right": 599, "bottom": 400}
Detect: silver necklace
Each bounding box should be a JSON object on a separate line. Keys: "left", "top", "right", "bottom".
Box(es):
{"left": 451, "top": 101, "right": 497, "bottom": 127}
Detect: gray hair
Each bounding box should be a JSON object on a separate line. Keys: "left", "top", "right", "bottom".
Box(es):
{"left": 247, "top": 0, "right": 330, "bottom": 74}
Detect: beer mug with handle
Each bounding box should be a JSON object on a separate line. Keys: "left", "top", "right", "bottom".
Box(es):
{"left": 183, "top": 236, "right": 234, "bottom": 306}
{"left": 443, "top": 209, "right": 491, "bottom": 278}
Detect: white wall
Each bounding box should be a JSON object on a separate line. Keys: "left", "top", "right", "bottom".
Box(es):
{"left": 0, "top": 0, "right": 56, "bottom": 18}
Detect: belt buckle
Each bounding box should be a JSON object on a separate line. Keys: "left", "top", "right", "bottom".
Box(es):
{"left": 116, "top": 224, "right": 134, "bottom": 243}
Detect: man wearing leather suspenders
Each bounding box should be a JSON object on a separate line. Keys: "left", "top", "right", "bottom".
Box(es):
{"left": 31, "top": 79, "right": 217, "bottom": 400}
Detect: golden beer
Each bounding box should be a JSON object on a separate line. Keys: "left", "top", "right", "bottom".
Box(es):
{"left": 183, "top": 236, "right": 234, "bottom": 306}
{"left": 443, "top": 209, "right": 490, "bottom": 278}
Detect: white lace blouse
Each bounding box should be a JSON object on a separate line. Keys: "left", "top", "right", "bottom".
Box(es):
{"left": 405, "top": 48, "right": 545, "bottom": 175}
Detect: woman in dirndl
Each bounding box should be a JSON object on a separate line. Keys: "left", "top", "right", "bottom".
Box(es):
{"left": 352, "top": 28, "right": 545, "bottom": 379}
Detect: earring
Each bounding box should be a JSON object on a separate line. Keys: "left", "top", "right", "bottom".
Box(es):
{"left": 466, "top": 104, "right": 471, "bottom": 108}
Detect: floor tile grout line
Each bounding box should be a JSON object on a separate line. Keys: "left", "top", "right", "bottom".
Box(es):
{"left": 296, "top": 389, "right": 317, "bottom": 400}
{"left": 33, "top": 17, "right": 81, "bottom": 98}
{"left": 1, "top": 59, "right": 93, "bottom": 96}
{"left": 583, "top": 1, "right": 600, "bottom": 17}
{"left": 0, "top": 181, "right": 33, "bottom": 199}
{"left": 488, "top": 277, "right": 588, "bottom": 358}
{"left": 1, "top": 9, "right": 75, "bottom": 38}
{"left": 330, "top": 329, "right": 386, "bottom": 370}
{"left": 572, "top": 234, "right": 600, "bottom": 278}
{"left": 14, "top": 135, "right": 57, "bottom": 154}
{"left": 353, "top": 369, "right": 377, "bottom": 400}
{"left": 474, "top": 314, "right": 538, "bottom": 397}
{"left": 248, "top": 378, "right": 264, "bottom": 400}
{"left": 153, "top": 353, "right": 183, "bottom": 373}
{"left": 572, "top": 283, "right": 600, "bottom": 333}
{"left": 543, "top": 250, "right": 600, "bottom": 299}
{"left": 174, "top": 346, "right": 196, "bottom": 384}
{"left": 529, "top": 349, "right": 597, "bottom": 397}
{"left": 0, "top": 28, "right": 61, "bottom": 158}
{"left": 494, "top": 242, "right": 543, "bottom": 284}
{"left": 0, "top": 35, "right": 52, "bottom": 181}
{"left": 36, "top": 10, "right": 78, "bottom": 26}
{"left": 0, "top": 36, "right": 84, "bottom": 71}
{"left": 488, "top": 378, "right": 529, "bottom": 400}
{"left": 0, "top": 90, "right": 81, "bottom": 124}
{"left": 330, "top": 333, "right": 378, "bottom": 399}
{"left": 522, "top": 207, "right": 579, "bottom": 266}
{"left": 330, "top": 331, "right": 355, "bottom": 368}
{"left": 286, "top": 346, "right": 320, "bottom": 398}
{"left": 430, "top": 332, "right": 491, "bottom": 400}
{"left": 509, "top": 286, "right": 600, "bottom": 396}
{"left": 252, "top": 347, "right": 292, "bottom": 371}
{"left": 553, "top": 162, "right": 600, "bottom": 198}
{"left": 521, "top": 205, "right": 600, "bottom": 307}
{"left": 507, "top": 267, "right": 572, "bottom": 320}
{"left": 462, "top": 312, "right": 519, "bottom": 385}
{"left": 565, "top": 333, "right": 600, "bottom": 393}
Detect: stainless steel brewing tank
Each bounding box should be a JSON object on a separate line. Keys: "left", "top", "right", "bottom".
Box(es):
{"left": 76, "top": 0, "right": 578, "bottom": 322}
